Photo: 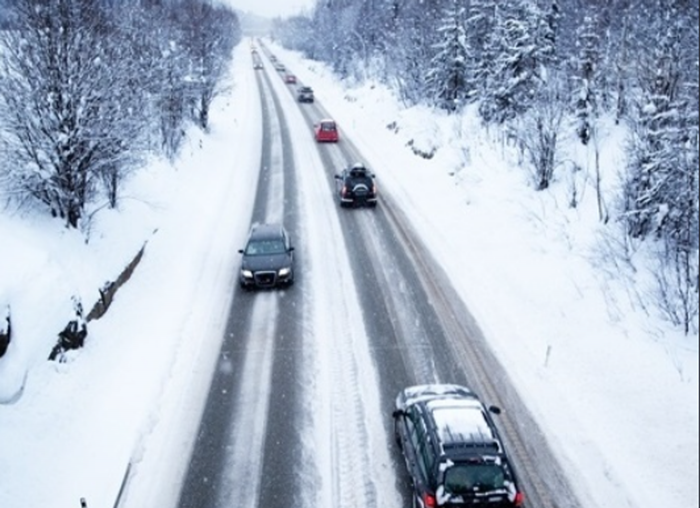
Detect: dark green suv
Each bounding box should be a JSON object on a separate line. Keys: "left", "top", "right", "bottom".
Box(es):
{"left": 392, "top": 384, "right": 524, "bottom": 508}
{"left": 297, "top": 85, "right": 314, "bottom": 103}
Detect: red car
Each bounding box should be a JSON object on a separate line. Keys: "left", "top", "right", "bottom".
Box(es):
{"left": 284, "top": 73, "right": 297, "bottom": 84}
{"left": 314, "top": 119, "right": 339, "bottom": 142}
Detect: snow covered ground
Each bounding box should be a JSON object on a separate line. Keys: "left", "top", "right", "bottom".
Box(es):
{"left": 0, "top": 39, "right": 697, "bottom": 508}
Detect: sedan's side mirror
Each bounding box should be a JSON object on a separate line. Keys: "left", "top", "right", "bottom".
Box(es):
{"left": 288, "top": 246, "right": 295, "bottom": 252}
{"left": 334, "top": 174, "right": 342, "bottom": 180}
{"left": 392, "top": 409, "right": 404, "bottom": 418}
{"left": 238, "top": 249, "right": 244, "bottom": 254}
{"left": 488, "top": 405, "right": 502, "bottom": 415}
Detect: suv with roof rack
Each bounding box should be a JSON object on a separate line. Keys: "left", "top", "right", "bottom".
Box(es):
{"left": 392, "top": 384, "right": 524, "bottom": 508}
{"left": 334, "top": 162, "right": 377, "bottom": 208}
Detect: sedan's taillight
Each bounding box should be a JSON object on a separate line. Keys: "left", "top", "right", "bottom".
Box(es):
{"left": 341, "top": 185, "right": 347, "bottom": 196}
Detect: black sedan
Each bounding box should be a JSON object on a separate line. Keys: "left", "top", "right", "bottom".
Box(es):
{"left": 238, "top": 223, "right": 295, "bottom": 289}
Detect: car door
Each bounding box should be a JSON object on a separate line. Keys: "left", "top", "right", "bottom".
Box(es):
{"left": 406, "top": 407, "right": 432, "bottom": 499}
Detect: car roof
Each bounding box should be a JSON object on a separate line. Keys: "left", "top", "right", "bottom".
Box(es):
{"left": 399, "top": 384, "right": 503, "bottom": 454}
{"left": 426, "top": 398, "right": 499, "bottom": 449}
{"left": 249, "top": 223, "right": 286, "bottom": 240}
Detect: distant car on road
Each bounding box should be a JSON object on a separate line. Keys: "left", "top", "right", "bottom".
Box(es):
{"left": 238, "top": 223, "right": 295, "bottom": 290}
{"left": 253, "top": 60, "right": 263, "bottom": 70}
{"left": 297, "top": 86, "right": 314, "bottom": 103}
{"left": 393, "top": 384, "right": 525, "bottom": 508}
{"left": 284, "top": 73, "right": 297, "bottom": 84}
{"left": 334, "top": 162, "right": 378, "bottom": 207}
{"left": 314, "top": 119, "right": 339, "bottom": 142}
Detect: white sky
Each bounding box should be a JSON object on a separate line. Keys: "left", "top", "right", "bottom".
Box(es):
{"left": 0, "top": 38, "right": 697, "bottom": 508}
{"left": 224, "top": 0, "right": 316, "bottom": 18}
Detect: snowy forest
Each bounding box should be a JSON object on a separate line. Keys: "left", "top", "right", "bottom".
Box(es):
{"left": 273, "top": 0, "right": 699, "bottom": 334}
{"left": 0, "top": 0, "right": 697, "bottom": 335}
{"left": 0, "top": 0, "right": 241, "bottom": 228}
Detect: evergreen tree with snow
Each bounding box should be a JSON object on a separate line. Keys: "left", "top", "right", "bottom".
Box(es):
{"left": 573, "top": 14, "right": 600, "bottom": 145}
{"left": 464, "top": 0, "right": 496, "bottom": 103}
{"left": 425, "top": 1, "right": 470, "bottom": 111}
{"left": 478, "top": 0, "right": 546, "bottom": 123}
{"left": 623, "top": 3, "right": 695, "bottom": 241}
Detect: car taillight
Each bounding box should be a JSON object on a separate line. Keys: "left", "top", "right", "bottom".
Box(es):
{"left": 341, "top": 185, "right": 347, "bottom": 196}
{"left": 423, "top": 493, "right": 437, "bottom": 508}
{"left": 514, "top": 491, "right": 525, "bottom": 506}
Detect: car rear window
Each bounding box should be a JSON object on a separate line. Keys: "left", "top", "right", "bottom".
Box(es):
{"left": 349, "top": 169, "right": 367, "bottom": 178}
{"left": 443, "top": 462, "right": 506, "bottom": 494}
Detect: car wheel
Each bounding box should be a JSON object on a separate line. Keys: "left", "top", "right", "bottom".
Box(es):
{"left": 394, "top": 419, "right": 403, "bottom": 448}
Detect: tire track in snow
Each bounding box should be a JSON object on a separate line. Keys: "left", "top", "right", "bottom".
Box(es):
{"left": 216, "top": 293, "right": 278, "bottom": 508}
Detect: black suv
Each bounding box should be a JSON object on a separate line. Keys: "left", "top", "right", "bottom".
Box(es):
{"left": 238, "top": 223, "right": 295, "bottom": 289}
{"left": 334, "top": 163, "right": 378, "bottom": 208}
{"left": 297, "top": 85, "right": 314, "bottom": 103}
{"left": 392, "top": 384, "right": 524, "bottom": 508}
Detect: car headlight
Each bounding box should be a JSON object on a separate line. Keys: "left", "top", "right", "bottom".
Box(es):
{"left": 241, "top": 269, "right": 253, "bottom": 278}
{"left": 278, "top": 267, "right": 291, "bottom": 277}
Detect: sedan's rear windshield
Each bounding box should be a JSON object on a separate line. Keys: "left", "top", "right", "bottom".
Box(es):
{"left": 443, "top": 463, "right": 506, "bottom": 494}
{"left": 245, "top": 239, "right": 286, "bottom": 255}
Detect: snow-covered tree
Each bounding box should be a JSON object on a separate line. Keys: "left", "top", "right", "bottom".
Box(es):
{"left": 624, "top": 5, "right": 688, "bottom": 239}
{"left": 464, "top": 0, "right": 496, "bottom": 103}
{"left": 425, "top": 1, "right": 470, "bottom": 111}
{"left": 0, "top": 0, "right": 149, "bottom": 227}
{"left": 510, "top": 78, "right": 565, "bottom": 190}
{"left": 573, "top": 14, "right": 600, "bottom": 145}
{"left": 621, "top": 1, "right": 699, "bottom": 332}
{"left": 179, "top": 0, "right": 240, "bottom": 131}
{"left": 478, "top": 1, "right": 546, "bottom": 123}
